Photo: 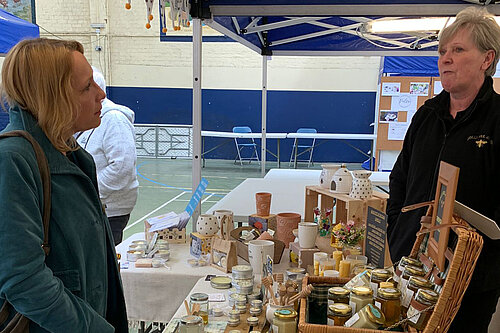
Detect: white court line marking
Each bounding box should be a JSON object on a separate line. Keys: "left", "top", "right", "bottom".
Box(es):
{"left": 201, "top": 193, "right": 215, "bottom": 204}
{"left": 124, "top": 191, "right": 187, "bottom": 231}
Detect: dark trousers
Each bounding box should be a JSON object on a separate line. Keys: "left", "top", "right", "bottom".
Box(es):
{"left": 447, "top": 288, "right": 500, "bottom": 332}
{"left": 107, "top": 214, "right": 130, "bottom": 246}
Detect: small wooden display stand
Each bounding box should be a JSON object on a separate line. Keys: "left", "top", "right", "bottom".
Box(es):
{"left": 144, "top": 222, "right": 186, "bottom": 244}
{"left": 224, "top": 304, "right": 268, "bottom": 332}
{"left": 304, "top": 185, "right": 388, "bottom": 227}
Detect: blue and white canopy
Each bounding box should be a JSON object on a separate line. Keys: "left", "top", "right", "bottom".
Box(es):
{"left": 0, "top": 8, "right": 39, "bottom": 55}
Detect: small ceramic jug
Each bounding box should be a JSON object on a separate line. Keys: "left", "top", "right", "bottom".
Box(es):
{"left": 331, "top": 165, "right": 352, "bottom": 193}
{"left": 349, "top": 170, "right": 373, "bottom": 199}
{"left": 213, "top": 209, "right": 234, "bottom": 240}
{"left": 196, "top": 214, "right": 219, "bottom": 237}
{"left": 319, "top": 164, "right": 341, "bottom": 189}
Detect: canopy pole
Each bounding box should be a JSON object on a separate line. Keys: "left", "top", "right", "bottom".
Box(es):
{"left": 372, "top": 56, "right": 384, "bottom": 171}
{"left": 261, "top": 55, "right": 268, "bottom": 177}
{"left": 192, "top": 18, "right": 202, "bottom": 229}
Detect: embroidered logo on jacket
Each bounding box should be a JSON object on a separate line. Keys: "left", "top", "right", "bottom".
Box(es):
{"left": 467, "top": 135, "right": 492, "bottom": 148}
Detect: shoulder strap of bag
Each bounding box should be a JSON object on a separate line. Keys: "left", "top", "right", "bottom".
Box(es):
{"left": 0, "top": 130, "right": 51, "bottom": 333}
{"left": 0, "top": 130, "right": 51, "bottom": 256}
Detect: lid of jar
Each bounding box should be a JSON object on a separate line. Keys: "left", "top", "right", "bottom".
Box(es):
{"left": 180, "top": 315, "right": 202, "bottom": 325}
{"left": 417, "top": 288, "right": 439, "bottom": 303}
{"left": 190, "top": 292, "right": 209, "bottom": 302}
{"left": 372, "top": 268, "right": 392, "bottom": 279}
{"left": 274, "top": 309, "right": 298, "bottom": 319}
{"left": 328, "top": 286, "right": 350, "bottom": 296}
{"left": 229, "top": 309, "right": 240, "bottom": 316}
{"left": 229, "top": 293, "right": 247, "bottom": 302}
{"left": 364, "top": 304, "right": 386, "bottom": 325}
{"left": 351, "top": 286, "right": 373, "bottom": 296}
{"left": 287, "top": 267, "right": 306, "bottom": 274}
{"left": 377, "top": 287, "right": 402, "bottom": 299}
{"left": 409, "top": 276, "right": 433, "bottom": 289}
{"left": 401, "top": 256, "right": 423, "bottom": 268}
{"left": 232, "top": 265, "right": 253, "bottom": 273}
{"left": 247, "top": 316, "right": 259, "bottom": 325}
{"left": 329, "top": 303, "right": 352, "bottom": 315}
{"left": 405, "top": 265, "right": 425, "bottom": 276}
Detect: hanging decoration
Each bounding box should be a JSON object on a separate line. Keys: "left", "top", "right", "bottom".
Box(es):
{"left": 124, "top": 0, "right": 190, "bottom": 31}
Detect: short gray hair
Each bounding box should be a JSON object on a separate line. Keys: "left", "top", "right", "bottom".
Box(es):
{"left": 439, "top": 6, "right": 500, "bottom": 76}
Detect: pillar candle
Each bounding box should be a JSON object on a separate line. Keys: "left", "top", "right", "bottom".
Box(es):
{"left": 333, "top": 251, "right": 343, "bottom": 271}
{"left": 339, "top": 260, "right": 351, "bottom": 278}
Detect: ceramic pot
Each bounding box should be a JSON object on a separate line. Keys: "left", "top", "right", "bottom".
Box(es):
{"left": 349, "top": 170, "right": 373, "bottom": 199}
{"left": 331, "top": 166, "right": 352, "bottom": 193}
{"left": 275, "top": 212, "right": 301, "bottom": 248}
{"left": 196, "top": 214, "right": 219, "bottom": 236}
{"left": 319, "top": 164, "right": 341, "bottom": 189}
{"left": 213, "top": 209, "right": 234, "bottom": 240}
{"left": 255, "top": 192, "right": 272, "bottom": 216}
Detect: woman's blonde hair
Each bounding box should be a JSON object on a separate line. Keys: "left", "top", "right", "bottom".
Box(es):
{"left": 0, "top": 38, "right": 84, "bottom": 152}
{"left": 439, "top": 6, "right": 500, "bottom": 77}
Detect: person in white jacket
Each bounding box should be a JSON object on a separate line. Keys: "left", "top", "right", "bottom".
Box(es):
{"left": 76, "top": 67, "right": 139, "bottom": 245}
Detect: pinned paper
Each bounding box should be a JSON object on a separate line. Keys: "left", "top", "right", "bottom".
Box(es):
{"left": 391, "top": 93, "right": 417, "bottom": 112}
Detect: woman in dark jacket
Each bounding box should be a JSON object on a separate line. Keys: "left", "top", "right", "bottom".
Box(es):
{"left": 0, "top": 38, "right": 127, "bottom": 332}
{"left": 387, "top": 7, "right": 500, "bottom": 333}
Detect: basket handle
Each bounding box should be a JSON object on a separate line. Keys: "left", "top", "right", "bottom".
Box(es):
{"left": 416, "top": 223, "right": 476, "bottom": 237}
{"left": 401, "top": 200, "right": 434, "bottom": 213}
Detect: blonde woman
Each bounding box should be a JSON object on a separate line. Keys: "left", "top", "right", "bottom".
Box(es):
{"left": 0, "top": 38, "right": 127, "bottom": 332}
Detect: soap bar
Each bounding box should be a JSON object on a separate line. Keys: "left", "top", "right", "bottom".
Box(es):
{"left": 135, "top": 258, "right": 153, "bottom": 268}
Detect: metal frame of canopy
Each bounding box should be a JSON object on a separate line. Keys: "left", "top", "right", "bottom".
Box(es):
{"left": 188, "top": 0, "right": 500, "bottom": 224}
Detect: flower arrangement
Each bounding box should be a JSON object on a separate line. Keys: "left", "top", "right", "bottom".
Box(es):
{"left": 314, "top": 207, "right": 333, "bottom": 237}
{"left": 333, "top": 220, "right": 365, "bottom": 247}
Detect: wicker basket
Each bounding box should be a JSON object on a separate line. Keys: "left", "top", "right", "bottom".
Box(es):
{"left": 298, "top": 215, "right": 483, "bottom": 333}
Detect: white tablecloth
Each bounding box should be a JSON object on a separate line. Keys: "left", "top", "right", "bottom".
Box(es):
{"left": 117, "top": 232, "right": 291, "bottom": 323}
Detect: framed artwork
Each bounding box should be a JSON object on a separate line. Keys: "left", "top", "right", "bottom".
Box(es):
{"left": 428, "top": 161, "right": 460, "bottom": 271}
{"left": 0, "top": 0, "right": 36, "bottom": 23}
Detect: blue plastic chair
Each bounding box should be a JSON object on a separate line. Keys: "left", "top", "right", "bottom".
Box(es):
{"left": 289, "top": 128, "right": 317, "bottom": 167}
{"left": 233, "top": 126, "right": 260, "bottom": 165}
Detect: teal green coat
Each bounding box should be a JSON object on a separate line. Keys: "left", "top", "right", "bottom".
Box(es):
{"left": 0, "top": 107, "right": 127, "bottom": 332}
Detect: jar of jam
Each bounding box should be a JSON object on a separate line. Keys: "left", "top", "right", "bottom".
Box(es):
{"left": 327, "top": 303, "right": 352, "bottom": 326}
{"left": 407, "top": 289, "right": 439, "bottom": 330}
{"left": 395, "top": 257, "right": 423, "bottom": 284}
{"left": 328, "top": 287, "right": 350, "bottom": 306}
{"left": 401, "top": 265, "right": 426, "bottom": 292}
{"left": 370, "top": 269, "right": 392, "bottom": 297}
{"left": 272, "top": 309, "right": 298, "bottom": 333}
{"left": 375, "top": 287, "right": 401, "bottom": 327}
{"left": 402, "top": 276, "right": 434, "bottom": 309}
{"left": 345, "top": 303, "right": 385, "bottom": 329}
{"left": 189, "top": 293, "right": 209, "bottom": 325}
{"left": 349, "top": 286, "right": 373, "bottom": 314}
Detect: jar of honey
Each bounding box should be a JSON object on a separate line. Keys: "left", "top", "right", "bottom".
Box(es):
{"left": 407, "top": 289, "right": 439, "bottom": 330}
{"left": 370, "top": 268, "right": 392, "bottom": 297}
{"left": 375, "top": 287, "right": 401, "bottom": 327}
{"left": 327, "top": 303, "right": 352, "bottom": 326}
{"left": 328, "top": 287, "right": 350, "bottom": 306}
{"left": 349, "top": 286, "right": 373, "bottom": 314}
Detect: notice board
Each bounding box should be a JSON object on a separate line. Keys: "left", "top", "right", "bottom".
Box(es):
{"left": 375, "top": 76, "right": 433, "bottom": 170}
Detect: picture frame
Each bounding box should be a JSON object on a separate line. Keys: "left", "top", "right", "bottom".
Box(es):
{"left": 1, "top": 0, "right": 36, "bottom": 23}
{"left": 428, "top": 161, "right": 460, "bottom": 271}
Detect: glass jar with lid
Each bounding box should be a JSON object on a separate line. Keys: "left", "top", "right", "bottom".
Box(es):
{"left": 402, "top": 276, "right": 434, "bottom": 309}
{"left": 370, "top": 269, "right": 392, "bottom": 296}
{"left": 327, "top": 303, "right": 352, "bottom": 326}
{"left": 375, "top": 287, "right": 401, "bottom": 327}
{"left": 395, "top": 256, "right": 423, "bottom": 282}
{"left": 345, "top": 303, "right": 385, "bottom": 329}
{"left": 401, "top": 265, "right": 426, "bottom": 292}
{"left": 407, "top": 289, "right": 439, "bottom": 330}
{"left": 189, "top": 293, "right": 209, "bottom": 325}
{"left": 328, "top": 287, "right": 350, "bottom": 306}
{"left": 349, "top": 286, "right": 373, "bottom": 314}
{"left": 179, "top": 315, "right": 203, "bottom": 333}
{"left": 272, "top": 309, "right": 298, "bottom": 333}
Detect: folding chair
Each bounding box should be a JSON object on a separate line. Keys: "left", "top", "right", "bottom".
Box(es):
{"left": 233, "top": 126, "right": 260, "bottom": 165}
{"left": 289, "top": 128, "right": 317, "bottom": 167}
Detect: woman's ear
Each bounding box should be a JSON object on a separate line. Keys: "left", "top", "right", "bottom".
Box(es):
{"left": 482, "top": 49, "right": 495, "bottom": 71}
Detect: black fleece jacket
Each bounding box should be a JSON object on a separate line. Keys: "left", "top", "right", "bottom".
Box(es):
{"left": 387, "top": 76, "right": 500, "bottom": 292}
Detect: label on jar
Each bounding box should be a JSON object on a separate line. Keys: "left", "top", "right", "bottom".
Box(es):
{"left": 349, "top": 301, "right": 357, "bottom": 313}
{"left": 327, "top": 317, "right": 334, "bottom": 326}
{"left": 272, "top": 324, "right": 279, "bottom": 332}
{"left": 407, "top": 305, "right": 421, "bottom": 324}
{"left": 393, "top": 274, "right": 400, "bottom": 284}
{"left": 344, "top": 313, "right": 360, "bottom": 327}
{"left": 375, "top": 301, "right": 381, "bottom": 310}
{"left": 402, "top": 289, "right": 414, "bottom": 308}
{"left": 370, "top": 282, "right": 378, "bottom": 297}
{"left": 401, "top": 278, "right": 409, "bottom": 292}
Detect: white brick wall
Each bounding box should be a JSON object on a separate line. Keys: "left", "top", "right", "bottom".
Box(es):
{"left": 32, "top": 0, "right": 380, "bottom": 92}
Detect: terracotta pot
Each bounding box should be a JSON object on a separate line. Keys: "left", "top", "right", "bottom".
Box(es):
{"left": 255, "top": 192, "right": 272, "bottom": 216}
{"left": 275, "top": 212, "right": 301, "bottom": 248}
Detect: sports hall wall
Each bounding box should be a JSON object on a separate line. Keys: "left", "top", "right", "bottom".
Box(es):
{"left": 14, "top": 0, "right": 382, "bottom": 162}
